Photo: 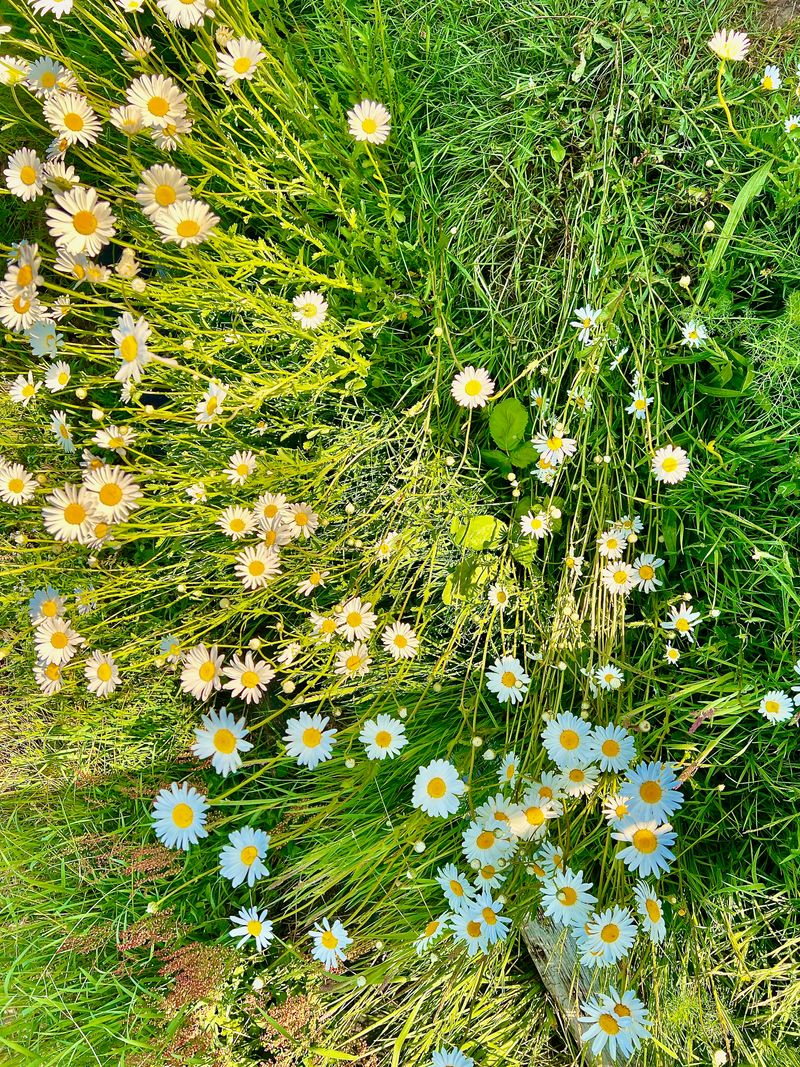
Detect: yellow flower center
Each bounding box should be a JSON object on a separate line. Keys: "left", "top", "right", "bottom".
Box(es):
{"left": 41, "top": 70, "right": 57, "bottom": 88}
{"left": 198, "top": 660, "right": 217, "bottom": 682}
{"left": 171, "top": 803, "right": 194, "bottom": 828}
{"left": 63, "top": 111, "right": 84, "bottom": 132}
{"left": 639, "top": 564, "right": 654, "bottom": 580}
{"left": 361, "top": 117, "right": 378, "bottom": 134}
{"left": 45, "top": 663, "right": 61, "bottom": 680}
{"left": 214, "top": 727, "right": 237, "bottom": 753}
{"left": 147, "top": 95, "right": 170, "bottom": 117}
{"left": 375, "top": 730, "right": 392, "bottom": 748}
{"left": 99, "top": 483, "right": 123, "bottom": 506}
{"left": 154, "top": 183, "right": 176, "bottom": 206}
{"left": 559, "top": 728, "right": 579, "bottom": 750}
{"left": 72, "top": 210, "right": 98, "bottom": 235}
{"left": 482, "top": 907, "right": 497, "bottom": 926}
{"left": 345, "top": 654, "right": 362, "bottom": 671}
{"left": 302, "top": 727, "right": 322, "bottom": 747}
{"left": 598, "top": 1014, "right": 620, "bottom": 1036}
{"left": 19, "top": 165, "right": 37, "bottom": 185}
{"left": 646, "top": 898, "right": 661, "bottom": 923}
{"left": 64, "top": 502, "right": 87, "bottom": 525}
{"left": 600, "top": 923, "right": 620, "bottom": 943}
{"left": 639, "top": 780, "right": 663, "bottom": 804}
{"left": 426, "top": 776, "right": 446, "bottom": 799}
{"left": 546, "top": 435, "right": 562, "bottom": 450}
{"left": 294, "top": 511, "right": 308, "bottom": 526}
{"left": 321, "top": 930, "right": 338, "bottom": 949}
{"left": 50, "top": 631, "right": 68, "bottom": 649}
{"left": 8, "top": 478, "right": 24, "bottom": 494}
{"left": 17, "top": 265, "right": 33, "bottom": 287}
{"left": 450, "top": 879, "right": 463, "bottom": 896}
{"left": 248, "top": 560, "right": 265, "bottom": 576}
{"left": 247, "top": 919, "right": 262, "bottom": 936}
{"left": 557, "top": 886, "right": 577, "bottom": 906}
{"left": 613, "top": 569, "right": 628, "bottom": 585}
{"left": 424, "top": 920, "right": 439, "bottom": 937}
{"left": 240, "top": 845, "right": 258, "bottom": 865}
{"left": 601, "top": 739, "right": 620, "bottom": 757}
{"left": 176, "top": 219, "right": 201, "bottom": 239}
{"left": 233, "top": 56, "right": 252, "bottom": 74}
{"left": 13, "top": 295, "right": 30, "bottom": 314}
{"left": 466, "top": 920, "right": 482, "bottom": 938}
{"left": 476, "top": 830, "right": 495, "bottom": 850}
{"left": 525, "top": 806, "right": 544, "bottom": 826}
{"left": 96, "top": 662, "right": 113, "bottom": 682}
{"left": 501, "top": 670, "right": 517, "bottom": 687}
{"left": 120, "top": 334, "right": 139, "bottom": 362}
{"left": 346, "top": 611, "right": 362, "bottom": 628}
{"left": 675, "top": 617, "right": 690, "bottom": 632}
{"left": 765, "top": 699, "right": 779, "bottom": 714}
{"left": 240, "top": 671, "right": 259, "bottom": 689}
{"left": 661, "top": 456, "right": 678, "bottom": 473}
{"left": 632, "top": 828, "right": 658, "bottom": 854}
{"left": 464, "top": 378, "right": 482, "bottom": 396}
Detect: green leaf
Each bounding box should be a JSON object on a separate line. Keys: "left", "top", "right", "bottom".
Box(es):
{"left": 480, "top": 449, "right": 513, "bottom": 474}
{"left": 450, "top": 514, "right": 507, "bottom": 550}
{"left": 442, "top": 561, "right": 491, "bottom": 605}
{"left": 510, "top": 442, "right": 539, "bottom": 468}
{"left": 510, "top": 538, "right": 540, "bottom": 569}
{"left": 549, "top": 138, "right": 566, "bottom": 164}
{"left": 489, "top": 397, "right": 528, "bottom": 451}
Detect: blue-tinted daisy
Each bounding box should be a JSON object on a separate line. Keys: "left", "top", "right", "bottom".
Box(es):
{"left": 578, "top": 905, "right": 637, "bottom": 967}
{"left": 228, "top": 906, "right": 274, "bottom": 950}
{"left": 541, "top": 711, "right": 593, "bottom": 768}
{"left": 623, "top": 761, "right": 684, "bottom": 823}
{"left": 633, "top": 880, "right": 666, "bottom": 943}
{"left": 589, "top": 723, "right": 636, "bottom": 773}
{"left": 613, "top": 821, "right": 676, "bottom": 878}
{"left": 541, "top": 867, "right": 597, "bottom": 928}
{"left": 436, "top": 864, "right": 475, "bottom": 912}
{"left": 309, "top": 917, "right": 351, "bottom": 970}
{"left": 219, "top": 827, "right": 270, "bottom": 887}
{"left": 152, "top": 782, "right": 208, "bottom": 850}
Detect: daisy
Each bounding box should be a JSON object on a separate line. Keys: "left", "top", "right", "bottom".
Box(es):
{"left": 44, "top": 361, "right": 71, "bottom": 392}
{"left": 652, "top": 444, "right": 690, "bottom": 485}
{"left": 127, "top": 74, "right": 187, "bottom": 129}
{"left": 534, "top": 840, "right": 567, "bottom": 876}
{"left": 30, "top": 0, "right": 74, "bottom": 15}
{"left": 225, "top": 450, "right": 257, "bottom": 486}
{"left": 661, "top": 601, "right": 701, "bottom": 642}
{"left": 222, "top": 654, "right": 274, "bottom": 705}
{"left": 309, "top": 917, "right": 351, "bottom": 970}
{"left": 613, "top": 821, "right": 677, "bottom": 878}
{"left": 151, "top": 782, "right": 208, "bottom": 850}
{"left": 284, "top": 501, "right": 319, "bottom": 539}
{"left": 487, "top": 583, "right": 512, "bottom": 610}
{"left": 229, "top": 906, "right": 273, "bottom": 951}
{"left": 0, "top": 56, "right": 28, "bottom": 84}
{"left": 565, "top": 553, "right": 584, "bottom": 577}
{"left": 498, "top": 751, "right": 519, "bottom": 787}
{"left": 431, "top": 1050, "right": 473, "bottom": 1067}
{"left": 570, "top": 305, "right": 600, "bottom": 344}
{"left": 626, "top": 389, "right": 653, "bottom": 418}
{"left": 507, "top": 792, "right": 557, "bottom": 840}
{"left": 596, "top": 529, "right": 628, "bottom": 559}
{"left": 261, "top": 518, "right": 292, "bottom": 550}
{"left": 196, "top": 381, "right": 228, "bottom": 426}
{"left": 601, "top": 561, "right": 636, "bottom": 596}
{"left": 758, "top": 690, "right": 794, "bottom": 723}
{"left": 624, "top": 761, "right": 684, "bottom": 823}
{"left": 235, "top": 545, "right": 281, "bottom": 590}
{"left": 109, "top": 105, "right": 144, "bottom": 135}
{"left": 541, "top": 867, "right": 597, "bottom": 928}
{"left": 473, "top": 863, "right": 505, "bottom": 891}
{"left": 191, "top": 707, "right": 252, "bottom": 775}
{"left": 579, "top": 906, "right": 637, "bottom": 968}
{"left": 559, "top": 762, "right": 599, "bottom": 798}
{"left": 154, "top": 200, "right": 219, "bottom": 247}
{"left": 54, "top": 250, "right": 92, "bottom": 284}
{"left": 219, "top": 827, "right": 270, "bottom": 887}
{"left": 254, "top": 491, "right": 290, "bottom": 526}
{"left": 28, "top": 587, "right": 65, "bottom": 623}
{"left": 84, "top": 650, "right": 120, "bottom": 697}
{"left": 9, "top": 372, "right": 40, "bottom": 407}
{"left": 310, "top": 612, "right": 337, "bottom": 642}
{"left": 4, "top": 148, "right": 44, "bottom": 201}
{"left": 375, "top": 530, "right": 398, "bottom": 562}
{"left": 217, "top": 36, "right": 266, "bottom": 86}
{"left": 665, "top": 643, "right": 681, "bottom": 666}
{"left": 49, "top": 410, "right": 74, "bottom": 453}
{"left": 34, "top": 616, "right": 84, "bottom": 665}
{"left": 485, "top": 655, "right": 530, "bottom": 704}
{"left": 680, "top": 320, "right": 707, "bottom": 348}
{"left": 707, "top": 29, "right": 750, "bottom": 62}
{"left": 602, "top": 793, "right": 632, "bottom": 826}
{"left": 112, "top": 313, "right": 151, "bottom": 382}
{"left": 180, "top": 643, "right": 224, "bottom": 701}
{"left": 632, "top": 553, "right": 664, "bottom": 593}
{"left": 578, "top": 993, "right": 634, "bottom": 1060}
{"left": 589, "top": 723, "right": 635, "bottom": 773}
{"left": 527, "top": 772, "right": 565, "bottom": 813}
{"left": 94, "top": 425, "right": 137, "bottom": 457}
{"left": 605, "top": 987, "right": 651, "bottom": 1054}
{"left": 34, "top": 660, "right": 63, "bottom": 695}
{"left": 151, "top": 115, "right": 193, "bottom": 151}
{"left": 218, "top": 506, "right": 257, "bottom": 540}
{"left": 532, "top": 429, "right": 577, "bottom": 465}
{"left": 296, "top": 569, "right": 329, "bottom": 596}
{"left": 334, "top": 641, "right": 372, "bottom": 678}
{"left": 83, "top": 464, "right": 141, "bottom": 522}
{"left": 436, "top": 863, "right": 475, "bottom": 911}
{"left": 156, "top": 0, "right": 208, "bottom": 27}
{"left": 450, "top": 366, "right": 495, "bottom": 409}
{"left": 594, "top": 663, "right": 624, "bottom": 691}
{"left": 159, "top": 635, "right": 182, "bottom": 663}
{"left": 450, "top": 910, "right": 489, "bottom": 956}
{"left": 541, "top": 711, "right": 593, "bottom": 768}
{"left": 347, "top": 99, "right": 391, "bottom": 144}
{"left": 42, "top": 484, "right": 99, "bottom": 542}
{"left": 633, "top": 880, "right": 666, "bottom": 943}
{"left": 520, "top": 510, "right": 550, "bottom": 539}
{"left": 415, "top": 914, "right": 449, "bottom": 955}
{"left": 41, "top": 159, "right": 80, "bottom": 194}
{"left": 284, "top": 712, "right": 336, "bottom": 769}
{"left": 43, "top": 93, "right": 101, "bottom": 146}
{"left": 0, "top": 287, "right": 44, "bottom": 332}
{"left": 336, "top": 596, "right": 377, "bottom": 641}
{"left": 469, "top": 890, "right": 510, "bottom": 946}
{"left": 382, "top": 620, "right": 419, "bottom": 660}
{"left": 46, "top": 186, "right": 116, "bottom": 257}
{"left": 412, "top": 760, "right": 465, "bottom": 818}
{"left": 461, "top": 821, "right": 515, "bottom": 866}
{"left": 291, "top": 290, "right": 328, "bottom": 329}
{"left": 785, "top": 115, "right": 800, "bottom": 134}
{"left": 359, "top": 714, "right": 407, "bottom": 759}
{"left": 8, "top": 248, "right": 43, "bottom": 295}
{"left": 475, "top": 792, "right": 518, "bottom": 828}
{"left": 135, "top": 163, "right": 191, "bottom": 217}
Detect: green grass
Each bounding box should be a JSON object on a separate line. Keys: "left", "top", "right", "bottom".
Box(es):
{"left": 2, "top": 0, "right": 800, "bottom": 1064}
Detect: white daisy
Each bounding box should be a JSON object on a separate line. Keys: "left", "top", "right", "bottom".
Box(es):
{"left": 623, "top": 761, "right": 684, "bottom": 823}
{"left": 758, "top": 690, "right": 794, "bottom": 723}
{"left": 156, "top": 0, "right": 208, "bottom": 27}
{"left": 497, "top": 750, "right": 519, "bottom": 787}
{"left": 601, "top": 561, "right": 636, "bottom": 596}
{"left": 218, "top": 505, "right": 257, "bottom": 540}
{"left": 225, "top": 449, "right": 258, "bottom": 485}
{"left": 436, "top": 863, "right": 475, "bottom": 912}
{"left": 83, "top": 464, "right": 141, "bottom": 522}
{"left": 34, "top": 616, "right": 84, "bottom": 665}
{"left": 229, "top": 906, "right": 273, "bottom": 951}
{"left": 335, "top": 596, "right": 377, "bottom": 641}
{"left": 43, "top": 92, "right": 101, "bottom": 146}
{"left": 44, "top": 360, "right": 71, "bottom": 392}
{"left": 707, "top": 29, "right": 750, "bottom": 62}
{"left": 179, "top": 643, "right": 224, "bottom": 701}
{"left": 485, "top": 655, "right": 530, "bottom": 704}
{"left": 541, "top": 711, "right": 593, "bottom": 768}
{"left": 196, "top": 381, "right": 228, "bottom": 426}
{"left": 382, "top": 620, "right": 419, "bottom": 660}
{"left": 359, "top": 714, "right": 408, "bottom": 760}
{"left": 217, "top": 36, "right": 266, "bottom": 86}
{"left": 632, "top": 553, "right": 664, "bottom": 593}
{"left": 626, "top": 389, "right": 653, "bottom": 418}
{"left": 219, "top": 826, "right": 270, "bottom": 887}
{"left": 235, "top": 545, "right": 281, "bottom": 589}
{"left": 578, "top": 906, "right": 637, "bottom": 968}
{"left": 412, "top": 760, "right": 465, "bottom": 818}
{"left": 596, "top": 529, "right": 628, "bottom": 559}
{"left": 633, "top": 880, "right": 666, "bottom": 943}
{"left": 450, "top": 366, "right": 495, "bottom": 409}
{"left": 612, "top": 821, "right": 677, "bottom": 878}
{"left": 222, "top": 654, "right": 274, "bottom": 706}
{"left": 309, "top": 917, "right": 351, "bottom": 970}
{"left": 9, "top": 372, "right": 40, "bottom": 407}
{"left": 42, "top": 484, "right": 99, "bottom": 542}
{"left": 4, "top": 148, "right": 44, "bottom": 201}
{"left": 347, "top": 99, "right": 391, "bottom": 144}
{"left": 520, "top": 510, "right": 550, "bottom": 539}
{"left": 284, "top": 712, "right": 337, "bottom": 769}
{"left": 112, "top": 313, "right": 152, "bottom": 382}
{"left": 461, "top": 820, "right": 515, "bottom": 866}
{"left": 34, "top": 660, "right": 64, "bottom": 695}
{"left": 135, "top": 163, "right": 191, "bottom": 217}
{"left": 681, "top": 320, "right": 707, "bottom": 348}
{"left": 46, "top": 186, "right": 116, "bottom": 257}
{"left": 334, "top": 641, "right": 372, "bottom": 679}
{"left": 84, "top": 650, "right": 120, "bottom": 697}
{"left": 570, "top": 305, "right": 600, "bottom": 344}
{"left": 153, "top": 199, "right": 219, "bottom": 247}
{"left": 284, "top": 501, "right": 319, "bottom": 539}
{"left": 28, "top": 586, "right": 65, "bottom": 623}
{"left": 652, "top": 444, "right": 690, "bottom": 484}
{"left": 151, "top": 782, "right": 208, "bottom": 850}
{"left": 127, "top": 73, "right": 187, "bottom": 129}
{"left": 541, "top": 867, "right": 597, "bottom": 928}
{"left": 660, "top": 601, "right": 701, "bottom": 642}
{"left": 588, "top": 723, "right": 635, "bottom": 773}
{"left": 193, "top": 707, "right": 253, "bottom": 775}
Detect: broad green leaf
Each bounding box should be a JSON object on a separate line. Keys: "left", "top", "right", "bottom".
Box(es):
{"left": 510, "top": 442, "right": 539, "bottom": 468}
{"left": 489, "top": 397, "right": 528, "bottom": 451}
{"left": 442, "top": 561, "right": 491, "bottom": 605}
{"left": 450, "top": 514, "right": 506, "bottom": 550}
{"left": 550, "top": 138, "right": 566, "bottom": 163}
{"left": 480, "top": 448, "right": 513, "bottom": 474}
